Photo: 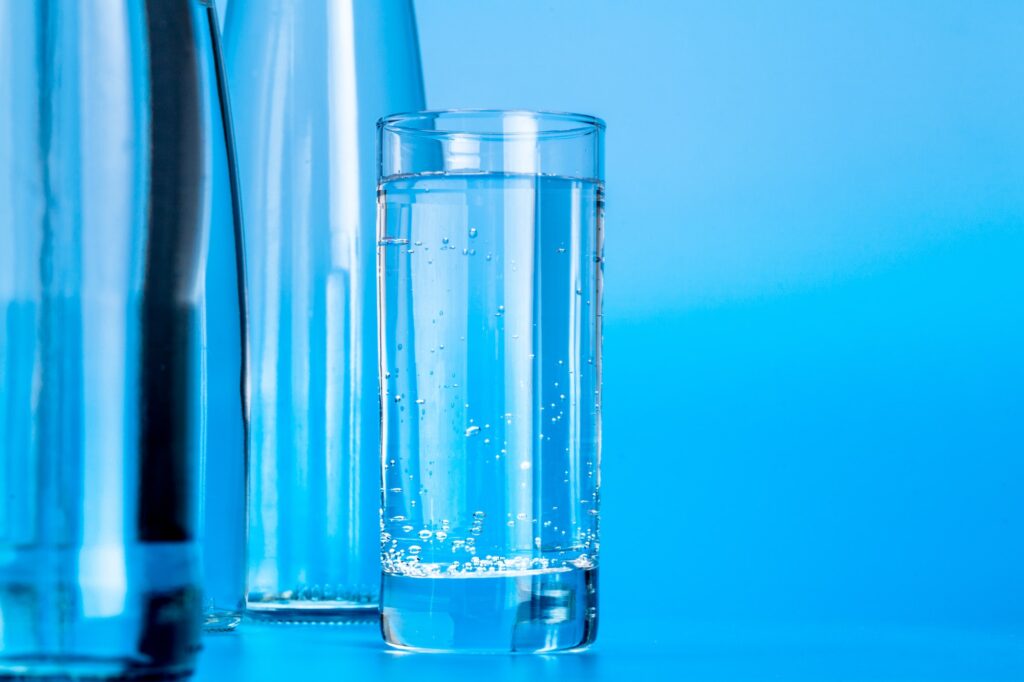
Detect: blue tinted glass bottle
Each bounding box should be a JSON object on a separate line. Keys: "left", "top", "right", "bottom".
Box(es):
{"left": 224, "top": 0, "right": 424, "bottom": 620}
{"left": 0, "top": 0, "right": 245, "bottom": 675}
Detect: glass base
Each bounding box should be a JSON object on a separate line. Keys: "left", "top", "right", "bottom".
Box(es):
{"left": 380, "top": 566, "right": 598, "bottom": 653}
{"left": 245, "top": 599, "right": 377, "bottom": 624}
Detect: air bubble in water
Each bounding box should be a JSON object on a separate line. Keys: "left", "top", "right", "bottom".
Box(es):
{"left": 465, "top": 425, "right": 480, "bottom": 437}
{"left": 393, "top": 394, "right": 403, "bottom": 402}
{"left": 468, "top": 227, "right": 478, "bottom": 238}
{"left": 401, "top": 524, "right": 414, "bottom": 533}
{"left": 418, "top": 529, "right": 433, "bottom": 541}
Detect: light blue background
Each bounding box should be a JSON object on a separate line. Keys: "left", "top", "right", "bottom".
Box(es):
{"left": 202, "top": 0, "right": 1024, "bottom": 677}
{"left": 413, "top": 0, "right": 1024, "bottom": 631}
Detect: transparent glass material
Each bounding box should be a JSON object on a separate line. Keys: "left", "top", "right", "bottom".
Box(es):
{"left": 0, "top": 0, "right": 245, "bottom": 677}
{"left": 377, "top": 111, "right": 604, "bottom": 652}
{"left": 224, "top": 0, "right": 424, "bottom": 621}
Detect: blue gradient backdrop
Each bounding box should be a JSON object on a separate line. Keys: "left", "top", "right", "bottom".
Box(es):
{"left": 202, "top": 2, "right": 1024, "bottom": 675}
{"left": 413, "top": 0, "right": 1024, "bottom": 633}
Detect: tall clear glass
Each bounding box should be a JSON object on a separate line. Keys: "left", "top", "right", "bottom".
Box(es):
{"left": 224, "top": 0, "right": 425, "bottom": 621}
{"left": 377, "top": 110, "right": 605, "bottom": 652}
{"left": 0, "top": 0, "right": 246, "bottom": 676}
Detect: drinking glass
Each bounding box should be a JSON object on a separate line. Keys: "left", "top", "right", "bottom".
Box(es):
{"left": 377, "top": 110, "right": 604, "bottom": 652}
{"left": 224, "top": 0, "right": 424, "bottom": 621}
{"left": 0, "top": 0, "right": 246, "bottom": 676}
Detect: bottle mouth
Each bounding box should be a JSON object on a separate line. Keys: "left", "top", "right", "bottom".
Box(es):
{"left": 377, "top": 110, "right": 605, "bottom": 141}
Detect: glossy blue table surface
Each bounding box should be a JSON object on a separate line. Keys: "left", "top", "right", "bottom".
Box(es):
{"left": 195, "top": 619, "right": 1024, "bottom": 681}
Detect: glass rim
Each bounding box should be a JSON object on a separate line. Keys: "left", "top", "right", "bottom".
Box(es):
{"left": 377, "top": 109, "right": 606, "bottom": 140}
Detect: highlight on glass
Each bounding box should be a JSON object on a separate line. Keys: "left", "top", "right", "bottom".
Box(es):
{"left": 377, "top": 110, "right": 605, "bottom": 652}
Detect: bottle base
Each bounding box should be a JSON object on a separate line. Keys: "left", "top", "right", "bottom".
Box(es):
{"left": 380, "top": 566, "right": 598, "bottom": 653}
{"left": 203, "top": 608, "right": 243, "bottom": 632}
{"left": 245, "top": 600, "right": 377, "bottom": 624}
{"left": 0, "top": 656, "right": 193, "bottom": 680}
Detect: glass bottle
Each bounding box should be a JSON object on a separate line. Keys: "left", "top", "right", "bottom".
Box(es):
{"left": 224, "top": 0, "right": 425, "bottom": 621}
{"left": 0, "top": 0, "right": 245, "bottom": 675}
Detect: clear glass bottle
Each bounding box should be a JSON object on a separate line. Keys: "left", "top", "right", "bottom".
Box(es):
{"left": 0, "top": 0, "right": 245, "bottom": 675}
{"left": 200, "top": 0, "right": 248, "bottom": 633}
{"left": 224, "top": 0, "right": 425, "bottom": 621}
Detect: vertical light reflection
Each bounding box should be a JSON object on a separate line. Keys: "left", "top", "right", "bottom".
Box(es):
{"left": 325, "top": 0, "right": 361, "bottom": 561}
{"left": 567, "top": 181, "right": 582, "bottom": 545}
{"left": 507, "top": 176, "right": 536, "bottom": 554}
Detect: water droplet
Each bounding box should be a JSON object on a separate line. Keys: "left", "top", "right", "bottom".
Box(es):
{"left": 468, "top": 227, "right": 478, "bottom": 238}
{"left": 465, "top": 425, "right": 480, "bottom": 437}
{"left": 485, "top": 253, "right": 492, "bottom": 261}
{"left": 496, "top": 305, "right": 505, "bottom": 316}
{"left": 442, "top": 237, "right": 450, "bottom": 245}
{"left": 397, "top": 343, "right": 403, "bottom": 350}
{"left": 575, "top": 287, "right": 583, "bottom": 296}
{"left": 393, "top": 394, "right": 403, "bottom": 403}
